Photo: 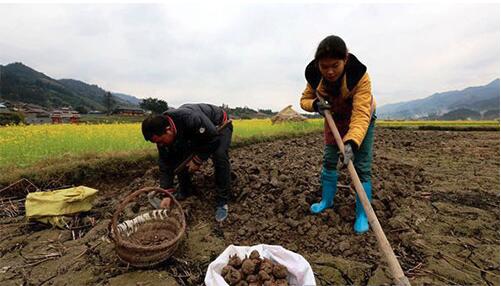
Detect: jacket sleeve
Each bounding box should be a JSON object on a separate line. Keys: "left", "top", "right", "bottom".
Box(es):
{"left": 157, "top": 145, "right": 174, "bottom": 189}
{"left": 343, "top": 73, "right": 373, "bottom": 147}
{"left": 300, "top": 83, "right": 317, "bottom": 112}
{"left": 188, "top": 111, "right": 220, "bottom": 161}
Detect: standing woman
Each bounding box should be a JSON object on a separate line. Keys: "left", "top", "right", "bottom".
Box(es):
{"left": 300, "top": 35, "right": 376, "bottom": 234}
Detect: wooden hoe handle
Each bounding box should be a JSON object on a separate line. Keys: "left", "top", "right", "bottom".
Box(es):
{"left": 318, "top": 96, "right": 411, "bottom": 286}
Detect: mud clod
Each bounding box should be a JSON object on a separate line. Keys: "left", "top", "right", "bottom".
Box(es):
{"left": 272, "top": 264, "right": 287, "bottom": 279}
{"left": 241, "top": 258, "right": 257, "bottom": 275}
{"left": 249, "top": 249, "right": 260, "bottom": 259}
{"left": 224, "top": 267, "right": 242, "bottom": 285}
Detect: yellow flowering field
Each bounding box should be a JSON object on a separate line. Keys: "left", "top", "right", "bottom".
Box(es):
{"left": 0, "top": 123, "right": 151, "bottom": 169}
{"left": 232, "top": 118, "right": 323, "bottom": 143}
{"left": 2, "top": 118, "right": 496, "bottom": 172}
{"left": 0, "top": 119, "right": 324, "bottom": 170}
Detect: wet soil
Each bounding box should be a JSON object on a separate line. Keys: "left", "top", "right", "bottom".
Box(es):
{"left": 0, "top": 128, "right": 499, "bottom": 285}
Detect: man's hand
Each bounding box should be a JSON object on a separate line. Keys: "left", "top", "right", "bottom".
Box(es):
{"left": 338, "top": 142, "right": 355, "bottom": 169}
{"left": 160, "top": 197, "right": 172, "bottom": 208}
{"left": 187, "top": 159, "right": 201, "bottom": 173}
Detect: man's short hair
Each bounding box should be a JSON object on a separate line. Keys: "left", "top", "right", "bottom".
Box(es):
{"left": 141, "top": 115, "right": 169, "bottom": 141}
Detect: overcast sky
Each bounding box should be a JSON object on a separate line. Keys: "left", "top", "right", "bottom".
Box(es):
{"left": 0, "top": 3, "right": 499, "bottom": 111}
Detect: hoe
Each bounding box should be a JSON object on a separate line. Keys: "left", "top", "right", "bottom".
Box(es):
{"left": 318, "top": 96, "right": 411, "bottom": 286}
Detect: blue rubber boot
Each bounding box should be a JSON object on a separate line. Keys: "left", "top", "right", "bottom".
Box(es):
{"left": 354, "top": 181, "right": 372, "bottom": 234}
{"left": 311, "top": 169, "right": 338, "bottom": 214}
{"left": 215, "top": 204, "right": 228, "bottom": 222}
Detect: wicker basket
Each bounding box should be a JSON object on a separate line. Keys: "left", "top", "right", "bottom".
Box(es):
{"left": 110, "top": 187, "right": 186, "bottom": 267}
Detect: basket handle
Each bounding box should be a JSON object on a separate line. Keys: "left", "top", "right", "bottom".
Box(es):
{"left": 111, "top": 187, "right": 184, "bottom": 246}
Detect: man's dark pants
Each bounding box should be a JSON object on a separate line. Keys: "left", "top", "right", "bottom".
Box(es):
{"left": 178, "top": 123, "right": 233, "bottom": 206}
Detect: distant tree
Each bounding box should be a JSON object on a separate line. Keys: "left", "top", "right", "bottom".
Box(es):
{"left": 258, "top": 109, "right": 276, "bottom": 116}
{"left": 75, "top": 106, "right": 89, "bottom": 114}
{"left": 303, "top": 113, "right": 322, "bottom": 119}
{"left": 140, "top": 98, "right": 168, "bottom": 114}
{"left": 218, "top": 104, "right": 266, "bottom": 119}
{"left": 103, "top": 92, "right": 116, "bottom": 115}
{"left": 0, "top": 112, "right": 25, "bottom": 125}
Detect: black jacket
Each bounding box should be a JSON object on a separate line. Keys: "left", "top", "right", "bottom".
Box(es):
{"left": 157, "top": 103, "right": 228, "bottom": 187}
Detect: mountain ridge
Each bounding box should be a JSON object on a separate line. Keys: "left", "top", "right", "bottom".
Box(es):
{"left": 377, "top": 79, "right": 500, "bottom": 119}
{"left": 0, "top": 62, "right": 142, "bottom": 111}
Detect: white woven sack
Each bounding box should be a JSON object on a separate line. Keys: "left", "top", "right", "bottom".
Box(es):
{"left": 205, "top": 244, "right": 316, "bottom": 286}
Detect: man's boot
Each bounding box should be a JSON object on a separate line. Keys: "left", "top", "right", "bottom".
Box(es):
{"left": 354, "top": 181, "right": 372, "bottom": 234}
{"left": 175, "top": 170, "right": 193, "bottom": 201}
{"left": 215, "top": 203, "right": 228, "bottom": 222}
{"left": 310, "top": 169, "right": 338, "bottom": 214}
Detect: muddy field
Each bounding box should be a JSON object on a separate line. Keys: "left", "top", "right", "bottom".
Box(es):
{"left": 0, "top": 128, "right": 499, "bottom": 285}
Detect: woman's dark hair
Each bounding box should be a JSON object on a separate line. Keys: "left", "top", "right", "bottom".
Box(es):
{"left": 141, "top": 115, "right": 169, "bottom": 141}
{"left": 315, "top": 35, "right": 348, "bottom": 61}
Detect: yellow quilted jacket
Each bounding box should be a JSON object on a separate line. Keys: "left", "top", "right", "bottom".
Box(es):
{"left": 300, "top": 54, "right": 375, "bottom": 147}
